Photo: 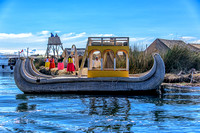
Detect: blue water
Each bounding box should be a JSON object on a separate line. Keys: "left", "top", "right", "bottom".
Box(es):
{"left": 1, "top": 73, "right": 200, "bottom": 132}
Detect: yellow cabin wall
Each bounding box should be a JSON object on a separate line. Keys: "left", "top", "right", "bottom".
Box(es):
{"left": 88, "top": 70, "right": 129, "bottom": 78}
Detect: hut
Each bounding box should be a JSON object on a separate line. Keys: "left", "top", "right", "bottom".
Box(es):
{"left": 145, "top": 38, "right": 187, "bottom": 55}
{"left": 145, "top": 38, "right": 200, "bottom": 55}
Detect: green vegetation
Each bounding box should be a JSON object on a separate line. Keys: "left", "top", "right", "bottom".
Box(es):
{"left": 128, "top": 45, "right": 200, "bottom": 74}
{"left": 116, "top": 54, "right": 126, "bottom": 69}
{"left": 129, "top": 46, "right": 153, "bottom": 74}
{"left": 164, "top": 46, "right": 200, "bottom": 73}
{"left": 34, "top": 58, "right": 45, "bottom": 69}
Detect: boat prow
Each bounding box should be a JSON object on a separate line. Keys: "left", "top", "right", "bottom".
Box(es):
{"left": 14, "top": 53, "right": 165, "bottom": 94}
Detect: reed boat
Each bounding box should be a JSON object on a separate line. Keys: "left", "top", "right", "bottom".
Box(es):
{"left": 14, "top": 37, "right": 165, "bottom": 94}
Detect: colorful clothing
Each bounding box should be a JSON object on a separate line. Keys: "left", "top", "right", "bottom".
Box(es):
{"left": 45, "top": 62, "right": 50, "bottom": 68}
{"left": 49, "top": 58, "right": 55, "bottom": 69}
{"left": 45, "top": 58, "right": 50, "bottom": 68}
{"left": 67, "top": 57, "right": 75, "bottom": 72}
{"left": 58, "top": 62, "right": 64, "bottom": 70}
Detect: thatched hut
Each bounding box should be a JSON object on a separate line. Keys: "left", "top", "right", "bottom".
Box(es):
{"left": 145, "top": 38, "right": 187, "bottom": 55}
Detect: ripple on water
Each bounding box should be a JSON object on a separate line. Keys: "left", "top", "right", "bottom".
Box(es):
{"left": 1, "top": 73, "right": 200, "bottom": 132}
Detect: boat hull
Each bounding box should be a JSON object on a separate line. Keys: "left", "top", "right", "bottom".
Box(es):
{"left": 14, "top": 54, "right": 165, "bottom": 94}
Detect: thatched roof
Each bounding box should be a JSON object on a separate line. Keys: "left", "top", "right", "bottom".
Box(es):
{"left": 158, "top": 39, "right": 186, "bottom": 49}
{"left": 187, "top": 43, "right": 200, "bottom": 52}
{"left": 145, "top": 38, "right": 189, "bottom": 55}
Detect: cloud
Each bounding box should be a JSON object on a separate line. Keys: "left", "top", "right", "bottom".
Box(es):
{"left": 60, "top": 32, "right": 74, "bottom": 39}
{"left": 129, "top": 37, "right": 155, "bottom": 45}
{"left": 61, "top": 32, "right": 86, "bottom": 41}
{"left": 191, "top": 40, "right": 200, "bottom": 44}
{"left": 0, "top": 33, "right": 33, "bottom": 39}
{"left": 179, "top": 36, "right": 196, "bottom": 40}
{"left": 54, "top": 31, "right": 61, "bottom": 33}
{"left": 90, "top": 34, "right": 114, "bottom": 37}
{"left": 37, "top": 31, "right": 50, "bottom": 35}
{"left": 129, "top": 37, "right": 147, "bottom": 42}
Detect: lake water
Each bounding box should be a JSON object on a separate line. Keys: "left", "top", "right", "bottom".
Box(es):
{"left": 0, "top": 73, "right": 200, "bottom": 132}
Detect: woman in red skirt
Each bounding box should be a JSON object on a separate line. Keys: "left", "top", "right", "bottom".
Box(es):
{"left": 49, "top": 56, "right": 55, "bottom": 69}
{"left": 67, "top": 56, "right": 75, "bottom": 73}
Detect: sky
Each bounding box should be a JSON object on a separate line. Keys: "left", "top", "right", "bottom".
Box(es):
{"left": 0, "top": 0, "right": 200, "bottom": 54}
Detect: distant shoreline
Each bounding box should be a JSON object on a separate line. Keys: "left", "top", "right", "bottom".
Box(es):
{"left": 162, "top": 83, "right": 200, "bottom": 88}
{"left": 162, "top": 73, "right": 200, "bottom": 87}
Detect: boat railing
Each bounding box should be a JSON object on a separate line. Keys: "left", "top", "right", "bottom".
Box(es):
{"left": 88, "top": 37, "right": 129, "bottom": 46}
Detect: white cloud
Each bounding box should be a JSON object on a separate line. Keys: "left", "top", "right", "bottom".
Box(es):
{"left": 37, "top": 31, "right": 50, "bottom": 35}
{"left": 54, "top": 31, "right": 61, "bottom": 33}
{"left": 130, "top": 37, "right": 146, "bottom": 42}
{"left": 191, "top": 40, "right": 200, "bottom": 44}
{"left": 61, "top": 32, "right": 86, "bottom": 41}
{"left": 179, "top": 36, "right": 196, "bottom": 40}
{"left": 90, "top": 34, "right": 114, "bottom": 37}
{"left": 0, "top": 33, "right": 33, "bottom": 39}
{"left": 61, "top": 33, "right": 74, "bottom": 38}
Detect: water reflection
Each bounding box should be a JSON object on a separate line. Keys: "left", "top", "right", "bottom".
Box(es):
{"left": 82, "top": 97, "right": 133, "bottom": 132}
{"left": 8, "top": 86, "right": 200, "bottom": 132}
{"left": 16, "top": 103, "right": 36, "bottom": 112}
{"left": 15, "top": 94, "right": 135, "bottom": 132}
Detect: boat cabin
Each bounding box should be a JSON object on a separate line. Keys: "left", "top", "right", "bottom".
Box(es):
{"left": 87, "top": 37, "right": 129, "bottom": 78}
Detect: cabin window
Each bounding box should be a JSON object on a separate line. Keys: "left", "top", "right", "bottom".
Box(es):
{"left": 116, "top": 50, "right": 127, "bottom": 70}
{"left": 2, "top": 65, "right": 4, "bottom": 69}
{"left": 88, "top": 50, "right": 101, "bottom": 70}
{"left": 103, "top": 50, "right": 114, "bottom": 70}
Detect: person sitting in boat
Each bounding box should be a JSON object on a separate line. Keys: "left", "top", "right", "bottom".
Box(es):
{"left": 57, "top": 55, "right": 64, "bottom": 70}
{"left": 67, "top": 56, "right": 75, "bottom": 73}
{"left": 49, "top": 56, "right": 55, "bottom": 69}
{"left": 45, "top": 57, "right": 50, "bottom": 68}
{"left": 50, "top": 33, "right": 54, "bottom": 37}
{"left": 93, "top": 57, "right": 101, "bottom": 69}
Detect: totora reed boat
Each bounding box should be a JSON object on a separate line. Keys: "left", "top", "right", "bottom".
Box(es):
{"left": 14, "top": 37, "right": 165, "bottom": 95}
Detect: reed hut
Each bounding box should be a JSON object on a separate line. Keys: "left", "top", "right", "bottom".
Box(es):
{"left": 145, "top": 38, "right": 187, "bottom": 55}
